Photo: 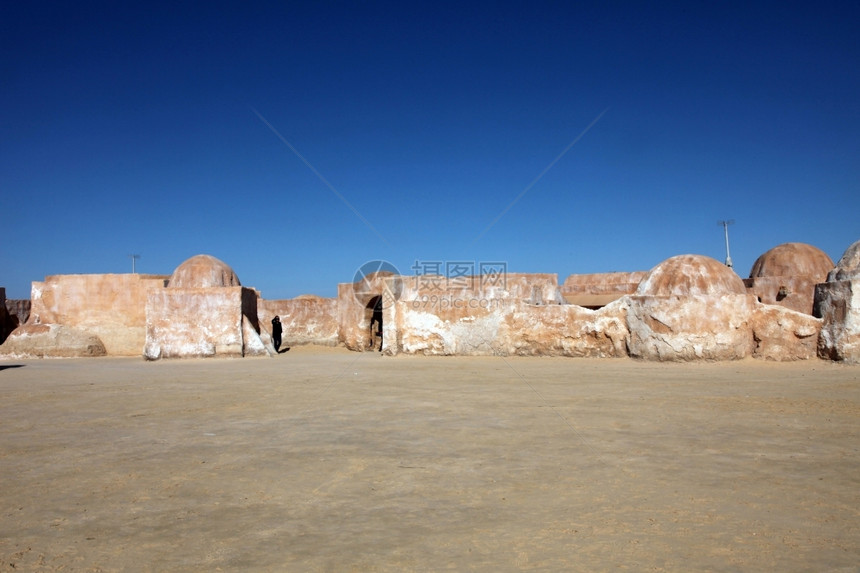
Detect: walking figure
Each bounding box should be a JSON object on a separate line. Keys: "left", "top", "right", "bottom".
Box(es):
{"left": 271, "top": 315, "right": 283, "bottom": 353}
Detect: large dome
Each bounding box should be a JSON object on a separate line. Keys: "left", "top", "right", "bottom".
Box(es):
{"left": 749, "top": 242, "right": 833, "bottom": 280}
{"left": 637, "top": 254, "right": 746, "bottom": 297}
{"left": 168, "top": 254, "right": 241, "bottom": 288}
{"left": 828, "top": 239, "right": 860, "bottom": 281}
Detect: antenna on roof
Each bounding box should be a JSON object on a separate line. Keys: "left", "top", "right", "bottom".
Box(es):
{"left": 717, "top": 220, "right": 734, "bottom": 268}
{"left": 129, "top": 254, "right": 141, "bottom": 274}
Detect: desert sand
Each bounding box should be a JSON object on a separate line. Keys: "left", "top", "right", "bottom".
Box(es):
{"left": 1, "top": 347, "right": 858, "bottom": 571}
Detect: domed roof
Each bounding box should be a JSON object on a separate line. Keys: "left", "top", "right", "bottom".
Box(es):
{"left": 636, "top": 254, "right": 746, "bottom": 297}
{"left": 749, "top": 242, "right": 833, "bottom": 281}
{"left": 168, "top": 254, "right": 241, "bottom": 288}
{"left": 828, "top": 239, "right": 860, "bottom": 281}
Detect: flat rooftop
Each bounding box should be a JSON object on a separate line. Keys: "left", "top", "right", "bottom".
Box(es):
{"left": 1, "top": 349, "right": 859, "bottom": 570}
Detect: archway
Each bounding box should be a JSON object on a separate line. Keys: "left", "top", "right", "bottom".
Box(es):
{"left": 365, "top": 295, "right": 383, "bottom": 351}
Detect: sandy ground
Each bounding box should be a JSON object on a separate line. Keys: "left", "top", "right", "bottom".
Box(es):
{"left": 1, "top": 347, "right": 859, "bottom": 572}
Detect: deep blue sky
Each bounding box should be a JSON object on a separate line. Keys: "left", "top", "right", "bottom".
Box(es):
{"left": 2, "top": 1, "right": 858, "bottom": 300}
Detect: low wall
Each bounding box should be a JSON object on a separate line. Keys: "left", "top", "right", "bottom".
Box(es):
{"left": 627, "top": 294, "right": 756, "bottom": 361}
{"left": 560, "top": 271, "right": 647, "bottom": 307}
{"left": 397, "top": 297, "right": 629, "bottom": 357}
{"left": 259, "top": 296, "right": 338, "bottom": 347}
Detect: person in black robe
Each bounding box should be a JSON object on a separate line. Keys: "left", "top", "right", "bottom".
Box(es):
{"left": 271, "top": 315, "right": 283, "bottom": 352}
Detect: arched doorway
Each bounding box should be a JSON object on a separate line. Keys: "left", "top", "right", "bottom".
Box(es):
{"left": 365, "top": 295, "right": 383, "bottom": 351}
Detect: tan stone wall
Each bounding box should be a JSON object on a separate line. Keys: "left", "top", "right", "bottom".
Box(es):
{"left": 144, "top": 287, "right": 248, "bottom": 359}
{"left": 259, "top": 296, "right": 338, "bottom": 347}
{"left": 504, "top": 300, "right": 629, "bottom": 357}
{"left": 562, "top": 271, "right": 647, "bottom": 294}
{"left": 751, "top": 304, "right": 821, "bottom": 361}
{"left": 338, "top": 273, "right": 628, "bottom": 357}
{"left": 396, "top": 295, "right": 512, "bottom": 355}
{"left": 560, "top": 271, "right": 647, "bottom": 307}
{"left": 28, "top": 274, "right": 169, "bottom": 355}
{"left": 627, "top": 294, "right": 756, "bottom": 361}
{"left": 396, "top": 297, "right": 630, "bottom": 357}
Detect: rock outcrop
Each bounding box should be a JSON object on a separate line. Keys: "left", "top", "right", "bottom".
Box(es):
{"left": 0, "top": 324, "right": 106, "bottom": 358}
{"left": 826, "top": 240, "right": 860, "bottom": 282}
{"left": 815, "top": 240, "right": 860, "bottom": 362}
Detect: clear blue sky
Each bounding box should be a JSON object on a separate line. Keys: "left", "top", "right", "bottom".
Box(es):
{"left": 2, "top": 1, "right": 858, "bottom": 300}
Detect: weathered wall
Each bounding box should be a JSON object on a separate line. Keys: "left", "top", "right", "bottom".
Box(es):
{"left": 751, "top": 304, "right": 821, "bottom": 361}
{"left": 560, "top": 271, "right": 647, "bottom": 306}
{"left": 144, "top": 286, "right": 259, "bottom": 359}
{"left": 504, "top": 299, "right": 629, "bottom": 357}
{"left": 345, "top": 273, "right": 630, "bottom": 357}
{"left": 396, "top": 294, "right": 511, "bottom": 355}
{"left": 562, "top": 271, "right": 647, "bottom": 293}
{"left": 27, "top": 274, "right": 169, "bottom": 355}
{"left": 259, "top": 295, "right": 338, "bottom": 347}
{"left": 627, "top": 294, "right": 756, "bottom": 361}
{"left": 396, "top": 297, "right": 629, "bottom": 357}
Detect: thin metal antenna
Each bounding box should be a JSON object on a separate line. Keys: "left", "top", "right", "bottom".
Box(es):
{"left": 129, "top": 254, "right": 141, "bottom": 273}
{"left": 717, "top": 220, "right": 734, "bottom": 267}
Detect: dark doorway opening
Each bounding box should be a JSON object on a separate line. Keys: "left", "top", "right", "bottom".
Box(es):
{"left": 366, "top": 295, "right": 383, "bottom": 351}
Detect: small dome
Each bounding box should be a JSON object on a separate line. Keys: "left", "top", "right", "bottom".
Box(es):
{"left": 749, "top": 242, "right": 833, "bottom": 281}
{"left": 828, "top": 239, "right": 860, "bottom": 281}
{"left": 637, "top": 254, "right": 746, "bottom": 297}
{"left": 169, "top": 254, "right": 241, "bottom": 288}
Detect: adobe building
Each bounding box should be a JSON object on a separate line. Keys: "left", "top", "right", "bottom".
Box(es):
{"left": 1, "top": 240, "right": 859, "bottom": 363}
{"left": 0, "top": 273, "right": 169, "bottom": 357}
{"left": 744, "top": 242, "right": 834, "bottom": 314}
{"left": 143, "top": 255, "right": 270, "bottom": 359}
{"left": 626, "top": 255, "right": 757, "bottom": 361}
{"left": 0, "top": 255, "right": 273, "bottom": 359}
